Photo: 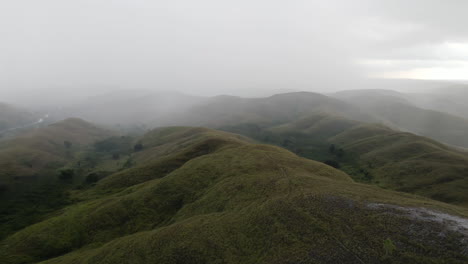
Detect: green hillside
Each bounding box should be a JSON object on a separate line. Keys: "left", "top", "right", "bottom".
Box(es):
{"left": 0, "top": 127, "right": 467, "bottom": 264}
{"left": 167, "top": 92, "right": 468, "bottom": 207}
{"left": 0, "top": 118, "right": 113, "bottom": 239}
{"left": 0, "top": 118, "right": 112, "bottom": 185}
{"left": 220, "top": 112, "right": 468, "bottom": 207}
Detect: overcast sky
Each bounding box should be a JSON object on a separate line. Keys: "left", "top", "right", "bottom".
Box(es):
{"left": 1, "top": 0, "right": 468, "bottom": 102}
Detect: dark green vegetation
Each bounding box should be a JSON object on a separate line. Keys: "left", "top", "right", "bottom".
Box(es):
{"left": 0, "top": 119, "right": 113, "bottom": 239}
{"left": 0, "top": 126, "right": 467, "bottom": 264}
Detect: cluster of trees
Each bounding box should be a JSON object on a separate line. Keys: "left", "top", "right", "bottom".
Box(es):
{"left": 323, "top": 144, "right": 345, "bottom": 169}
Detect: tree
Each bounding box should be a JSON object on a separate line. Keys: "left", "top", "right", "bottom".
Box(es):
{"left": 112, "top": 153, "right": 120, "bottom": 160}
{"left": 134, "top": 143, "right": 144, "bottom": 152}
{"left": 324, "top": 160, "right": 340, "bottom": 168}
{"left": 336, "top": 148, "right": 345, "bottom": 158}
{"left": 122, "top": 158, "right": 135, "bottom": 169}
{"left": 329, "top": 144, "right": 335, "bottom": 153}
{"left": 58, "top": 169, "right": 75, "bottom": 180}
{"left": 85, "top": 173, "right": 99, "bottom": 184}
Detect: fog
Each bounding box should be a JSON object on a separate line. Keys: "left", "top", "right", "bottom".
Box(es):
{"left": 1, "top": 0, "right": 468, "bottom": 106}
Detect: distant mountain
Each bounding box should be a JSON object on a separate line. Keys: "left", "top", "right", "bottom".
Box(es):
{"left": 1, "top": 126, "right": 467, "bottom": 264}
{"left": 404, "top": 85, "right": 468, "bottom": 120}
{"left": 333, "top": 89, "right": 468, "bottom": 148}
{"left": 172, "top": 91, "right": 376, "bottom": 127}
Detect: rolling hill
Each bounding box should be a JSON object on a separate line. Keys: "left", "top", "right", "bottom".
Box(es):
{"left": 0, "top": 126, "right": 467, "bottom": 264}
{"left": 218, "top": 111, "right": 468, "bottom": 207}
{"left": 173, "top": 92, "right": 375, "bottom": 128}
{"left": 0, "top": 118, "right": 112, "bottom": 186}
{"left": 0, "top": 118, "right": 113, "bottom": 239}
{"left": 143, "top": 91, "right": 468, "bottom": 206}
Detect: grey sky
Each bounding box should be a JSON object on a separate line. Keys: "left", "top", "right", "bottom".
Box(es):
{"left": 1, "top": 0, "right": 467, "bottom": 103}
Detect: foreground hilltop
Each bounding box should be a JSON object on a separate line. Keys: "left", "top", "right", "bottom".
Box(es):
{"left": 1, "top": 126, "right": 467, "bottom": 263}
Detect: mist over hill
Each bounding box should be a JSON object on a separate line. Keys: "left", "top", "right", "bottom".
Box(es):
{"left": 0, "top": 103, "right": 41, "bottom": 135}
{"left": 2, "top": 0, "right": 468, "bottom": 263}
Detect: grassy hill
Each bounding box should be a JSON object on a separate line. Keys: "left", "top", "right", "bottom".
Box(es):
{"left": 0, "top": 127, "right": 467, "bottom": 264}
{"left": 0, "top": 118, "right": 113, "bottom": 239}
{"left": 220, "top": 112, "right": 468, "bottom": 207}
{"left": 167, "top": 91, "right": 468, "bottom": 207}
{"left": 0, "top": 118, "right": 112, "bottom": 185}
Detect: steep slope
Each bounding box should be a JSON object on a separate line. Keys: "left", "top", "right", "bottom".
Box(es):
{"left": 333, "top": 89, "right": 468, "bottom": 148}
{"left": 0, "top": 127, "right": 467, "bottom": 264}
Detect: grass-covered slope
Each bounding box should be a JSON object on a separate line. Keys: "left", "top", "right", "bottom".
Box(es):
{"left": 220, "top": 113, "right": 468, "bottom": 207}
{"left": 0, "top": 118, "right": 113, "bottom": 239}
{"left": 0, "top": 118, "right": 112, "bottom": 185}
{"left": 1, "top": 127, "right": 467, "bottom": 264}
{"left": 330, "top": 125, "right": 468, "bottom": 206}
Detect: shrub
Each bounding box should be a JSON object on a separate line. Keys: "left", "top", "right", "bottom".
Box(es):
{"left": 324, "top": 160, "right": 340, "bottom": 168}
{"left": 85, "top": 173, "right": 99, "bottom": 184}
{"left": 134, "top": 143, "right": 144, "bottom": 152}
{"left": 58, "top": 169, "right": 75, "bottom": 180}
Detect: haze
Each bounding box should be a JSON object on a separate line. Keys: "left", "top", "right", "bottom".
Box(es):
{"left": 1, "top": 0, "right": 468, "bottom": 106}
